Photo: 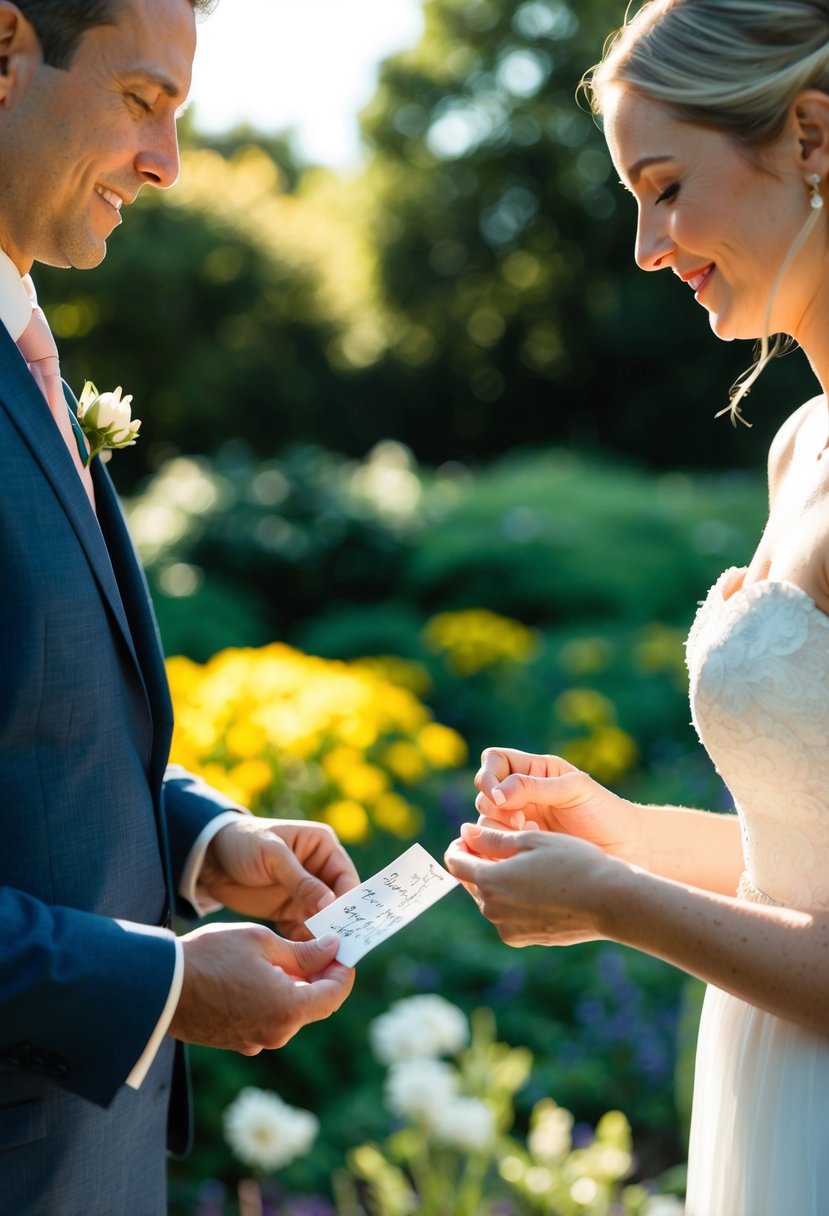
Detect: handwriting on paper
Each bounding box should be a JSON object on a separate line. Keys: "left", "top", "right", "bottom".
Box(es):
{"left": 305, "top": 843, "right": 459, "bottom": 967}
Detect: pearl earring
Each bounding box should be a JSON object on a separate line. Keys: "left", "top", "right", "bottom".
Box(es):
{"left": 809, "top": 173, "right": 824, "bottom": 210}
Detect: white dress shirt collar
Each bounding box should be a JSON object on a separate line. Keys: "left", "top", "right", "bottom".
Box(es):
{"left": 0, "top": 250, "right": 33, "bottom": 343}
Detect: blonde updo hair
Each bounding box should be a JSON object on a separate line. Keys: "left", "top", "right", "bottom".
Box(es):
{"left": 583, "top": 0, "right": 829, "bottom": 422}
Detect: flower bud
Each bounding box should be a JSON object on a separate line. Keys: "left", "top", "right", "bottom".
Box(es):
{"left": 77, "top": 381, "right": 141, "bottom": 465}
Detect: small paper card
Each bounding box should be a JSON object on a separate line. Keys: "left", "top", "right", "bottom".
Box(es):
{"left": 305, "top": 843, "right": 459, "bottom": 967}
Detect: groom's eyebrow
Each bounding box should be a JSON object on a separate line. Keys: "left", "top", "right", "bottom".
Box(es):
{"left": 129, "top": 67, "right": 187, "bottom": 101}
{"left": 627, "top": 155, "right": 674, "bottom": 184}
{"left": 128, "top": 68, "right": 192, "bottom": 117}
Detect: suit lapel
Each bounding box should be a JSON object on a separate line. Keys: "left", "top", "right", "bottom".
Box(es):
{"left": 0, "top": 325, "right": 148, "bottom": 697}
{"left": 92, "top": 460, "right": 174, "bottom": 784}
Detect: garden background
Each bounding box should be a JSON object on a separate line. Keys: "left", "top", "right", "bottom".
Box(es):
{"left": 39, "top": 0, "right": 819, "bottom": 1210}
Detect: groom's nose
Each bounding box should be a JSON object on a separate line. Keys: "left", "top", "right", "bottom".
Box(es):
{"left": 134, "top": 115, "right": 181, "bottom": 191}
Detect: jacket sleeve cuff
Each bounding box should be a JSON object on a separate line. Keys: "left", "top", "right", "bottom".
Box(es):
{"left": 124, "top": 935, "right": 184, "bottom": 1090}
{"left": 178, "top": 811, "right": 242, "bottom": 916}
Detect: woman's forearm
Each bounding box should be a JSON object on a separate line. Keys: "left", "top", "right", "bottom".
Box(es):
{"left": 602, "top": 862, "right": 829, "bottom": 1036}
{"left": 627, "top": 803, "right": 744, "bottom": 895}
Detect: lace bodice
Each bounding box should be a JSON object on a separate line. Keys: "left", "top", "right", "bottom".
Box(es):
{"left": 687, "top": 567, "right": 829, "bottom": 909}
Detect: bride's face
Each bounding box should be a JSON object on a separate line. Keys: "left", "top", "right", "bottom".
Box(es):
{"left": 603, "top": 88, "right": 823, "bottom": 345}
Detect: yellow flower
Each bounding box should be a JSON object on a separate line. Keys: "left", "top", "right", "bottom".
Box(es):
{"left": 335, "top": 718, "right": 379, "bottom": 750}
{"left": 166, "top": 654, "right": 202, "bottom": 698}
{"left": 634, "top": 624, "right": 688, "bottom": 688}
{"left": 352, "top": 655, "right": 433, "bottom": 697}
{"left": 372, "top": 793, "right": 423, "bottom": 838}
{"left": 230, "top": 758, "right": 274, "bottom": 800}
{"left": 322, "top": 747, "right": 363, "bottom": 782}
{"left": 166, "top": 640, "right": 462, "bottom": 831}
{"left": 417, "top": 723, "right": 468, "bottom": 769}
{"left": 321, "top": 800, "right": 371, "bottom": 844}
{"left": 225, "top": 721, "right": 268, "bottom": 760}
{"left": 379, "top": 685, "right": 430, "bottom": 734}
{"left": 381, "top": 741, "right": 427, "bottom": 784}
{"left": 197, "top": 762, "right": 247, "bottom": 806}
{"left": 555, "top": 688, "right": 615, "bottom": 730}
{"left": 563, "top": 727, "right": 638, "bottom": 784}
{"left": 422, "top": 608, "right": 539, "bottom": 675}
{"left": 338, "top": 763, "right": 389, "bottom": 803}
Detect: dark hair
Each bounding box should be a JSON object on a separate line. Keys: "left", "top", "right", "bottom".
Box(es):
{"left": 18, "top": 0, "right": 216, "bottom": 70}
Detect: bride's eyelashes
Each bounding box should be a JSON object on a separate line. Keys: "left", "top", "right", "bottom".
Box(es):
{"left": 655, "top": 181, "right": 680, "bottom": 205}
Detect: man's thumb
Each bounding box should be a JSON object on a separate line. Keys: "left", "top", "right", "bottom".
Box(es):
{"left": 268, "top": 932, "right": 341, "bottom": 977}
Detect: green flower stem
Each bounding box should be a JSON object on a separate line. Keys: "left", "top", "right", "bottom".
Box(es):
{"left": 406, "top": 1137, "right": 436, "bottom": 1214}
{"left": 455, "top": 1151, "right": 489, "bottom": 1216}
{"left": 408, "top": 1136, "right": 460, "bottom": 1216}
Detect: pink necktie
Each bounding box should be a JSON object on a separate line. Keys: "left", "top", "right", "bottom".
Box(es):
{"left": 17, "top": 301, "right": 96, "bottom": 509}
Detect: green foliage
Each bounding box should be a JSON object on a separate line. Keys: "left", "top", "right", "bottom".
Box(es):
{"left": 160, "top": 444, "right": 764, "bottom": 1210}
{"left": 124, "top": 442, "right": 419, "bottom": 658}
{"left": 128, "top": 442, "right": 765, "bottom": 775}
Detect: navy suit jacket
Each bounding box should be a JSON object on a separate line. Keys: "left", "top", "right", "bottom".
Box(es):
{"left": 0, "top": 320, "right": 240, "bottom": 1208}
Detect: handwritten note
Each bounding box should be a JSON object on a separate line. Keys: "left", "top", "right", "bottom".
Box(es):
{"left": 305, "top": 843, "right": 459, "bottom": 967}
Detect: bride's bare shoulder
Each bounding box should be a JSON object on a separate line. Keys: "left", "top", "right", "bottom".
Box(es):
{"left": 768, "top": 395, "right": 826, "bottom": 502}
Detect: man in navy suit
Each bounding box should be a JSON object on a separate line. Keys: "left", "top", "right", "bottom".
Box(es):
{"left": 0, "top": 1, "right": 358, "bottom": 1211}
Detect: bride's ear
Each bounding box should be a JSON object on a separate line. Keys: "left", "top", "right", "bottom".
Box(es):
{"left": 792, "top": 89, "right": 829, "bottom": 180}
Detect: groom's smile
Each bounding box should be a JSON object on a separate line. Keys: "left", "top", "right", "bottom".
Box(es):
{"left": 94, "top": 187, "right": 125, "bottom": 217}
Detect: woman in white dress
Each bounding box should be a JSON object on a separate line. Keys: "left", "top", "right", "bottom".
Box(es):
{"left": 444, "top": 3, "right": 829, "bottom": 1212}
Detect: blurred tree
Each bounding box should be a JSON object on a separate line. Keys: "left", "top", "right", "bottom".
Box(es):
{"left": 353, "top": 0, "right": 816, "bottom": 467}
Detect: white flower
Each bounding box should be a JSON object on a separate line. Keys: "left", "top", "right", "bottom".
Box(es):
{"left": 385, "top": 1057, "right": 459, "bottom": 1121}
{"left": 528, "top": 1103, "right": 573, "bottom": 1163}
{"left": 370, "top": 994, "right": 470, "bottom": 1064}
{"left": 223, "top": 1087, "right": 319, "bottom": 1172}
{"left": 429, "top": 1096, "right": 497, "bottom": 1152}
{"left": 77, "top": 381, "right": 141, "bottom": 465}
{"left": 642, "top": 1197, "right": 685, "bottom": 1216}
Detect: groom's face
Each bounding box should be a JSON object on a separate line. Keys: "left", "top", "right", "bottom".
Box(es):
{"left": 0, "top": 0, "right": 196, "bottom": 273}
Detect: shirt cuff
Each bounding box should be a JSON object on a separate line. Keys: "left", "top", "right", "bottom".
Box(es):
{"left": 178, "top": 810, "right": 244, "bottom": 917}
{"left": 124, "top": 935, "right": 183, "bottom": 1090}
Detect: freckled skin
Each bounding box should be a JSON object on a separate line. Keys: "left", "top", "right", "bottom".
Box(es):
{"left": 446, "top": 746, "right": 829, "bottom": 1038}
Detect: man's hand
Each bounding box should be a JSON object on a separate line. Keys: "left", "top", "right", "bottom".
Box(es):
{"left": 169, "top": 922, "right": 354, "bottom": 1053}
{"left": 198, "top": 817, "right": 359, "bottom": 939}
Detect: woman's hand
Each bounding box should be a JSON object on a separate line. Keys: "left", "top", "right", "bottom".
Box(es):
{"left": 474, "top": 748, "right": 641, "bottom": 864}
{"left": 444, "top": 823, "right": 624, "bottom": 947}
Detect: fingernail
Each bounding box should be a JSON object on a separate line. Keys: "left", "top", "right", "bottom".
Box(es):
{"left": 492, "top": 788, "right": 506, "bottom": 806}
{"left": 316, "top": 890, "right": 336, "bottom": 911}
{"left": 316, "top": 933, "right": 339, "bottom": 949}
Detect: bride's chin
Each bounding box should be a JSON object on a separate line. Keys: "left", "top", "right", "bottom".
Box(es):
{"left": 707, "top": 311, "right": 758, "bottom": 345}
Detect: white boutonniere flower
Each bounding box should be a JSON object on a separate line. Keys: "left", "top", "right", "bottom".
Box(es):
{"left": 76, "top": 381, "right": 141, "bottom": 466}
